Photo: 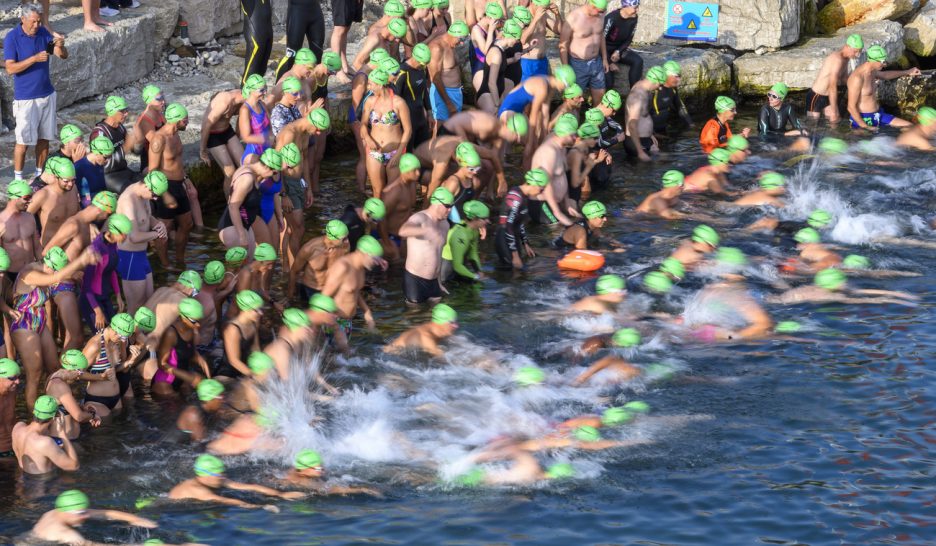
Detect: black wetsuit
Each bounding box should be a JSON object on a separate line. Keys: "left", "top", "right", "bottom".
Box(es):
{"left": 274, "top": 0, "right": 326, "bottom": 81}
{"left": 340, "top": 204, "right": 367, "bottom": 249}
{"left": 394, "top": 63, "right": 431, "bottom": 149}
{"left": 241, "top": 0, "right": 274, "bottom": 84}
{"left": 651, "top": 85, "right": 693, "bottom": 137}
{"left": 449, "top": 174, "right": 475, "bottom": 223}
{"left": 91, "top": 119, "right": 136, "bottom": 193}
{"left": 758, "top": 103, "right": 804, "bottom": 137}
{"left": 495, "top": 186, "right": 530, "bottom": 266}
{"left": 603, "top": 10, "right": 642, "bottom": 88}
{"left": 590, "top": 115, "right": 624, "bottom": 189}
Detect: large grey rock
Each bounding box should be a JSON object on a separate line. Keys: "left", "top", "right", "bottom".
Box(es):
{"left": 180, "top": 0, "right": 241, "bottom": 44}
{"left": 817, "top": 0, "right": 919, "bottom": 34}
{"left": 614, "top": 46, "right": 734, "bottom": 105}
{"left": 733, "top": 20, "right": 905, "bottom": 94}
{"left": 144, "top": 0, "right": 181, "bottom": 52}
{"left": 904, "top": 2, "right": 936, "bottom": 57}
{"left": 632, "top": 0, "right": 803, "bottom": 51}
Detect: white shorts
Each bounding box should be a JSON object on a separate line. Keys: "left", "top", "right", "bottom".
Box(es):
{"left": 13, "top": 91, "right": 57, "bottom": 146}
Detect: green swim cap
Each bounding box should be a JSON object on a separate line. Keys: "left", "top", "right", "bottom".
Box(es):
{"left": 144, "top": 540, "right": 165, "bottom": 545}
{"left": 325, "top": 219, "right": 350, "bottom": 240}
{"left": 379, "top": 57, "right": 401, "bottom": 76}
{"left": 412, "top": 43, "right": 432, "bottom": 65}
{"left": 134, "top": 306, "right": 156, "bottom": 333}
{"left": 595, "top": 274, "right": 625, "bottom": 295}
{"left": 260, "top": 148, "right": 283, "bottom": 171}
{"left": 662, "top": 170, "right": 685, "bottom": 188}
{"left": 463, "top": 200, "right": 490, "bottom": 220}
{"left": 61, "top": 349, "right": 89, "bottom": 370}
{"left": 715, "top": 95, "right": 736, "bottom": 113}
{"left": 254, "top": 242, "right": 277, "bottom": 262}
{"left": 178, "top": 298, "right": 204, "bottom": 321}
{"left": 818, "top": 137, "right": 848, "bottom": 155}
{"left": 532, "top": 0, "right": 550, "bottom": 6}
{"left": 692, "top": 224, "right": 719, "bottom": 247}
{"left": 554, "top": 116, "right": 578, "bottom": 137}
{"left": 430, "top": 187, "right": 455, "bottom": 206}
{"left": 645, "top": 66, "right": 666, "bottom": 85}
{"left": 43, "top": 246, "right": 68, "bottom": 272}
{"left": 279, "top": 143, "right": 301, "bottom": 169}
{"left": 574, "top": 425, "right": 601, "bottom": 442}
{"left": 194, "top": 454, "right": 225, "bottom": 477}
{"left": 794, "top": 227, "right": 820, "bottom": 244}
{"left": 322, "top": 50, "right": 342, "bottom": 72}
{"left": 413, "top": 0, "right": 432, "bottom": 9}
{"left": 0, "top": 358, "right": 20, "bottom": 379}
{"left": 716, "top": 246, "right": 747, "bottom": 266}
{"left": 485, "top": 1, "right": 504, "bottom": 19}
{"left": 562, "top": 83, "right": 583, "bottom": 100}
{"left": 663, "top": 60, "right": 681, "bottom": 76}
{"left": 56, "top": 490, "right": 90, "bottom": 512}
{"left": 197, "top": 378, "right": 225, "bottom": 402}
{"left": 585, "top": 107, "right": 605, "bottom": 125}
{"left": 384, "top": 0, "right": 405, "bottom": 16}
{"left": 545, "top": 462, "right": 575, "bottom": 480}
{"left": 60, "top": 124, "right": 82, "bottom": 144}
{"left": 708, "top": 148, "right": 731, "bottom": 166}
{"left": 814, "top": 268, "right": 846, "bottom": 290}
{"left": 759, "top": 171, "right": 786, "bottom": 189}
{"left": 368, "top": 69, "right": 390, "bottom": 86}
{"left": 295, "top": 449, "right": 323, "bottom": 470}
{"left": 242, "top": 73, "right": 267, "bottom": 99}
{"left": 553, "top": 64, "right": 576, "bottom": 87}
{"left": 808, "top": 209, "right": 832, "bottom": 228}
{"left": 582, "top": 200, "right": 606, "bottom": 219}
{"left": 110, "top": 313, "right": 136, "bottom": 338}
{"left": 455, "top": 467, "right": 486, "bottom": 487}
{"left": 387, "top": 18, "right": 408, "bottom": 39}
{"left": 455, "top": 142, "right": 481, "bottom": 168}
{"left": 235, "top": 289, "right": 264, "bottom": 311}
{"left": 248, "top": 351, "right": 275, "bottom": 375}
{"left": 589, "top": 0, "right": 608, "bottom": 10}
{"left": 448, "top": 21, "right": 470, "bottom": 38}
{"left": 364, "top": 197, "right": 386, "bottom": 220}
{"left": 356, "top": 234, "right": 384, "bottom": 257}
{"left": 644, "top": 271, "right": 673, "bottom": 293}
{"left": 612, "top": 328, "right": 641, "bottom": 348}
{"left": 48, "top": 156, "right": 74, "bottom": 179}
{"left": 660, "top": 257, "right": 685, "bottom": 280}
{"left": 105, "top": 95, "right": 128, "bottom": 116}
{"left": 513, "top": 6, "right": 532, "bottom": 25}
{"left": 369, "top": 48, "right": 389, "bottom": 65}
{"left": 178, "top": 270, "right": 203, "bottom": 291}
{"left": 225, "top": 246, "right": 248, "bottom": 265}
{"left": 164, "top": 103, "right": 188, "bottom": 124}
{"left": 7, "top": 179, "right": 33, "bottom": 199}
{"left": 141, "top": 84, "right": 162, "bottom": 104}
{"left": 867, "top": 45, "right": 887, "bottom": 63}
{"left": 918, "top": 106, "right": 936, "bottom": 126}
{"left": 846, "top": 33, "right": 864, "bottom": 50}
{"left": 623, "top": 400, "right": 650, "bottom": 413}
{"left": 309, "top": 293, "right": 337, "bottom": 313}
{"left": 431, "top": 303, "right": 457, "bottom": 324}
{"left": 307, "top": 108, "right": 331, "bottom": 131}
{"left": 525, "top": 168, "right": 549, "bottom": 187}
{"left": 0, "top": 248, "right": 9, "bottom": 272}
{"left": 726, "top": 135, "right": 749, "bottom": 152}
{"left": 281, "top": 76, "right": 302, "bottom": 94}
{"left": 92, "top": 190, "right": 117, "bottom": 213}
{"left": 295, "top": 47, "right": 317, "bottom": 66}
{"left": 769, "top": 82, "right": 789, "bottom": 100}
{"left": 601, "top": 89, "right": 622, "bottom": 111}
{"left": 842, "top": 254, "right": 870, "bottom": 269}
{"left": 34, "top": 395, "right": 59, "bottom": 420}
{"left": 89, "top": 136, "right": 115, "bottom": 158}
{"left": 144, "top": 170, "right": 169, "bottom": 196}
{"left": 577, "top": 122, "right": 600, "bottom": 139}
{"left": 774, "top": 320, "right": 801, "bottom": 333}
{"left": 601, "top": 407, "right": 634, "bottom": 426}
{"left": 514, "top": 366, "right": 545, "bottom": 387}
{"left": 506, "top": 113, "right": 529, "bottom": 137}
{"left": 283, "top": 308, "right": 311, "bottom": 330}
{"left": 399, "top": 152, "right": 421, "bottom": 173}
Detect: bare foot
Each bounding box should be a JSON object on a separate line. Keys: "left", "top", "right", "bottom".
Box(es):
{"left": 95, "top": 19, "right": 113, "bottom": 26}
{"left": 83, "top": 23, "right": 105, "bottom": 32}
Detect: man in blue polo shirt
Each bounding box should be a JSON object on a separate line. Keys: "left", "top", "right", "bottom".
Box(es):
{"left": 4, "top": 3, "right": 68, "bottom": 180}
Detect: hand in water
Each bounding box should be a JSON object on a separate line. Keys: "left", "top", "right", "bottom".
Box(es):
{"left": 524, "top": 243, "right": 536, "bottom": 258}
{"left": 263, "top": 504, "right": 280, "bottom": 513}
{"left": 364, "top": 310, "right": 376, "bottom": 331}
{"left": 199, "top": 148, "right": 210, "bottom": 165}
{"left": 280, "top": 491, "right": 306, "bottom": 500}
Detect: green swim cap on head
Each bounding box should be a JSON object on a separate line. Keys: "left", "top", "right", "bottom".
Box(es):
{"left": 178, "top": 298, "right": 204, "bottom": 321}
{"left": 663, "top": 60, "right": 682, "bottom": 76}
{"left": 692, "top": 224, "right": 719, "bottom": 247}
{"left": 384, "top": 0, "right": 405, "bottom": 16}
{"left": 662, "top": 170, "right": 685, "bottom": 188}
{"left": 0, "top": 358, "right": 18, "bottom": 379}
{"left": 582, "top": 200, "right": 606, "bottom": 219}
{"left": 356, "top": 234, "right": 384, "bottom": 257}
{"left": 412, "top": 43, "right": 432, "bottom": 65}
{"left": 562, "top": 83, "right": 583, "bottom": 100}
{"left": 623, "top": 400, "right": 650, "bottom": 413}
{"left": 105, "top": 95, "right": 128, "bottom": 116}
{"left": 248, "top": 351, "right": 275, "bottom": 375}
{"left": 545, "top": 462, "right": 575, "bottom": 480}
{"left": 448, "top": 21, "right": 470, "bottom": 37}
{"left": 325, "top": 219, "right": 350, "bottom": 240}
{"left": 144, "top": 170, "right": 169, "bottom": 196}
{"left": 715, "top": 95, "right": 736, "bottom": 113}
{"left": 322, "top": 50, "right": 342, "bottom": 72}
{"left": 554, "top": 117, "right": 578, "bottom": 137}
{"left": 90, "top": 137, "right": 115, "bottom": 157}
{"left": 601, "top": 89, "right": 622, "bottom": 110}
{"left": 254, "top": 242, "right": 277, "bottom": 262}
{"left": 43, "top": 247, "right": 68, "bottom": 272}
{"left": 61, "top": 349, "right": 89, "bottom": 371}
{"left": 726, "top": 135, "right": 749, "bottom": 152}
{"left": 769, "top": 82, "right": 789, "bottom": 100}
{"left": 164, "top": 103, "right": 188, "bottom": 124}
{"left": 54, "top": 158, "right": 77, "bottom": 179}
{"left": 141, "top": 84, "right": 161, "bottom": 104}
{"left": 660, "top": 257, "right": 685, "bottom": 280}
{"left": 379, "top": 57, "right": 402, "bottom": 76}
{"left": 847, "top": 33, "right": 864, "bottom": 50}
{"left": 595, "top": 274, "right": 625, "bottom": 295}
{"left": 309, "top": 293, "right": 337, "bottom": 313}
{"left": 708, "top": 148, "right": 731, "bottom": 166}
{"left": 431, "top": 303, "right": 457, "bottom": 325}
{"left": 260, "top": 148, "right": 283, "bottom": 171}
{"left": 612, "top": 328, "right": 641, "bottom": 348}
{"left": 525, "top": 168, "right": 549, "bottom": 187}
{"left": 532, "top": 0, "right": 550, "bottom": 6}
{"left": 283, "top": 308, "right": 312, "bottom": 330}
{"left": 455, "top": 142, "right": 481, "bottom": 168}
{"left": 577, "top": 122, "right": 600, "bottom": 139}
{"left": 242, "top": 73, "right": 266, "bottom": 98}
{"left": 644, "top": 271, "right": 673, "bottom": 293}
{"left": 513, "top": 5, "right": 532, "bottom": 25}
{"left": 585, "top": 108, "right": 605, "bottom": 125}
{"left": 553, "top": 64, "right": 576, "bottom": 87}
{"left": 0, "top": 248, "right": 9, "bottom": 272}
{"left": 225, "top": 246, "right": 248, "bottom": 265}
{"left": 144, "top": 540, "right": 165, "bottom": 545}
{"left": 818, "top": 137, "right": 848, "bottom": 155}
{"left": 197, "top": 378, "right": 224, "bottom": 402}
{"left": 399, "top": 152, "right": 421, "bottom": 173}
{"left": 601, "top": 407, "right": 634, "bottom": 426}
{"left": 295, "top": 449, "right": 323, "bottom": 470}
{"left": 434, "top": 0, "right": 449, "bottom": 8}
{"left": 808, "top": 209, "right": 832, "bottom": 228}
{"left": 463, "top": 200, "right": 490, "bottom": 220}
{"left": 456, "top": 467, "right": 486, "bottom": 487}
{"left": 56, "top": 490, "right": 89, "bottom": 512}
{"left": 775, "top": 320, "right": 801, "bottom": 333}
{"left": 794, "top": 227, "right": 820, "bottom": 244}
{"left": 34, "top": 395, "right": 58, "bottom": 420}
{"left": 431, "top": 187, "right": 456, "bottom": 206}
{"left": 235, "top": 289, "right": 264, "bottom": 312}
{"left": 7, "top": 179, "right": 33, "bottom": 199}
{"left": 194, "top": 454, "right": 225, "bottom": 477}
{"left": 369, "top": 48, "right": 389, "bottom": 65}
{"left": 413, "top": 0, "right": 432, "bottom": 9}
{"left": 589, "top": 0, "right": 608, "bottom": 10}
{"left": 645, "top": 66, "right": 666, "bottom": 85}
{"left": 281, "top": 76, "right": 302, "bottom": 94}
{"left": 368, "top": 69, "right": 390, "bottom": 86}
{"left": 364, "top": 197, "right": 386, "bottom": 220}
{"left": 759, "top": 171, "right": 786, "bottom": 189}
{"left": 295, "top": 47, "right": 317, "bottom": 66}
{"left": 574, "top": 425, "right": 601, "bottom": 442}
{"left": 716, "top": 246, "right": 747, "bottom": 266}
{"left": 918, "top": 106, "right": 936, "bottom": 126}
{"left": 815, "top": 268, "right": 846, "bottom": 290}
{"left": 178, "top": 270, "right": 203, "bottom": 291}
{"left": 110, "top": 313, "right": 136, "bottom": 338}
{"left": 92, "top": 190, "right": 117, "bottom": 213}
{"left": 867, "top": 45, "right": 887, "bottom": 63}
{"left": 842, "top": 254, "right": 870, "bottom": 269}
{"left": 60, "top": 124, "right": 81, "bottom": 144}
{"left": 307, "top": 108, "right": 331, "bottom": 131}
{"left": 387, "top": 18, "right": 408, "bottom": 39}
{"left": 134, "top": 306, "right": 156, "bottom": 333}
{"left": 485, "top": 1, "right": 504, "bottom": 19}
{"left": 279, "top": 142, "right": 301, "bottom": 168}
{"left": 514, "top": 366, "right": 545, "bottom": 387}
{"left": 506, "top": 112, "right": 529, "bottom": 137}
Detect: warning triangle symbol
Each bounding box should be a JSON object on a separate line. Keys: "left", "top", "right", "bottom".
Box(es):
{"left": 702, "top": 7, "right": 713, "bottom": 16}
{"left": 687, "top": 19, "right": 697, "bottom": 29}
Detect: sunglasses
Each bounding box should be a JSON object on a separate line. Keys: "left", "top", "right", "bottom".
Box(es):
{"left": 287, "top": 91, "right": 302, "bottom": 97}
{"left": 2, "top": 375, "right": 20, "bottom": 382}
{"left": 767, "top": 93, "right": 780, "bottom": 100}
{"left": 467, "top": 166, "right": 481, "bottom": 174}
{"left": 154, "top": 95, "right": 166, "bottom": 102}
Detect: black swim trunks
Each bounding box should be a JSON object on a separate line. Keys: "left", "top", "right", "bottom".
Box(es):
{"left": 403, "top": 269, "right": 443, "bottom": 304}
{"left": 207, "top": 126, "right": 237, "bottom": 148}
{"left": 805, "top": 89, "right": 830, "bottom": 113}
{"left": 152, "top": 179, "right": 192, "bottom": 219}
{"left": 331, "top": 0, "right": 363, "bottom": 27}
{"left": 624, "top": 136, "right": 653, "bottom": 157}
{"left": 297, "top": 282, "right": 320, "bottom": 305}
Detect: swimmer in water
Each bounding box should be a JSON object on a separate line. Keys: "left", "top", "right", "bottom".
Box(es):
{"left": 280, "top": 449, "right": 382, "bottom": 496}
{"left": 766, "top": 268, "right": 919, "bottom": 306}
{"left": 683, "top": 149, "right": 733, "bottom": 195}
{"left": 12, "top": 395, "right": 80, "bottom": 474}
{"left": 731, "top": 171, "right": 786, "bottom": 208}
{"left": 454, "top": 448, "right": 576, "bottom": 486}
{"left": 895, "top": 106, "right": 936, "bottom": 151}
{"left": 557, "top": 402, "right": 650, "bottom": 431}
{"left": 787, "top": 227, "right": 842, "bottom": 273}
{"left": 169, "top": 454, "right": 303, "bottom": 510}
{"left": 570, "top": 274, "right": 627, "bottom": 315}
{"left": 175, "top": 379, "right": 227, "bottom": 443}
{"left": 726, "top": 135, "right": 751, "bottom": 165}
{"left": 30, "top": 490, "right": 158, "bottom": 545}
{"left": 553, "top": 200, "right": 622, "bottom": 250}
{"left": 636, "top": 170, "right": 686, "bottom": 219}
{"left": 670, "top": 224, "right": 719, "bottom": 270}
{"left": 384, "top": 303, "right": 458, "bottom": 357}
{"left": 573, "top": 328, "right": 643, "bottom": 385}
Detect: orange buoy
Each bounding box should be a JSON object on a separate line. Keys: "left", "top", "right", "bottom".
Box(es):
{"left": 557, "top": 250, "right": 605, "bottom": 272}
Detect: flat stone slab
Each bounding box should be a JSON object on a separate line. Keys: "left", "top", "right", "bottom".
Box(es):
{"left": 614, "top": 45, "right": 735, "bottom": 105}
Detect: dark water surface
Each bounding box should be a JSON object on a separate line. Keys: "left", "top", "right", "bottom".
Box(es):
{"left": 2, "top": 111, "right": 935, "bottom": 545}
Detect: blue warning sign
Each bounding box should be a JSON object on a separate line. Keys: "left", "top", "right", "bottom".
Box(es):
{"left": 663, "top": 1, "right": 719, "bottom": 42}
